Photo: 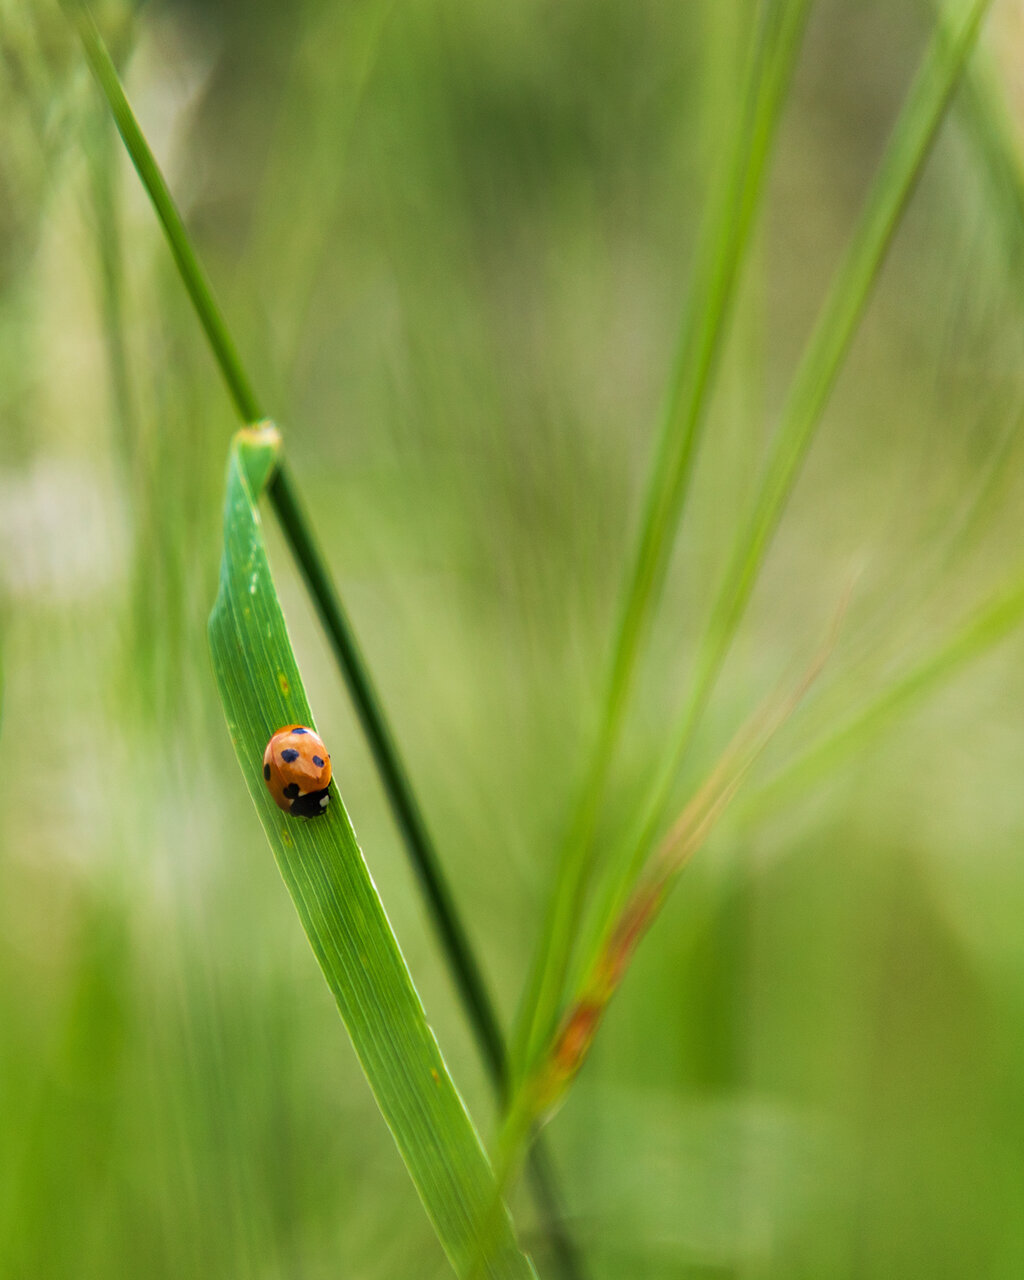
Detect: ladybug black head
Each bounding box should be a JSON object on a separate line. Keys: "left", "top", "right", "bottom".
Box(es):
{"left": 289, "top": 786, "right": 330, "bottom": 818}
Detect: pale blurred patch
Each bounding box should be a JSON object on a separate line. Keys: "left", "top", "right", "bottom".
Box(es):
{"left": 565, "top": 1087, "right": 841, "bottom": 1271}
{"left": 0, "top": 457, "right": 128, "bottom": 600}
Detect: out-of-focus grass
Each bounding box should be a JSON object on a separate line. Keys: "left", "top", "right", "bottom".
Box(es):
{"left": 4, "top": 1, "right": 1024, "bottom": 1277}
{"left": 513, "top": 0, "right": 815, "bottom": 1084}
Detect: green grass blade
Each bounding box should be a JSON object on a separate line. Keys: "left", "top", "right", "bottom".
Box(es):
{"left": 598, "top": 0, "right": 814, "bottom": 750}
{"left": 266, "top": 466, "right": 511, "bottom": 1093}
{"left": 625, "top": 0, "right": 994, "bottom": 873}
{"left": 512, "top": 0, "right": 813, "bottom": 1078}
{"left": 208, "top": 424, "right": 536, "bottom": 1280}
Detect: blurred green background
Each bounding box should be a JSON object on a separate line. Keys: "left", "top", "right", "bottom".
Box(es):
{"left": 4, "top": 0, "right": 1024, "bottom": 1276}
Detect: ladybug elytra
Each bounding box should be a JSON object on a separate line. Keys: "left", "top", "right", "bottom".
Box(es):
{"left": 262, "top": 725, "right": 332, "bottom": 817}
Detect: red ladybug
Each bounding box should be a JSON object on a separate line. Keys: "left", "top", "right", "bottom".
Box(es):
{"left": 263, "top": 725, "right": 332, "bottom": 817}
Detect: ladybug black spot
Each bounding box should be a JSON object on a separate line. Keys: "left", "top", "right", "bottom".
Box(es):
{"left": 281, "top": 748, "right": 300, "bottom": 763}
{"left": 312, "top": 755, "right": 324, "bottom": 767}
{"left": 263, "top": 763, "right": 271, "bottom": 780}
{"left": 291, "top": 727, "right": 308, "bottom": 735}
{"left": 283, "top": 783, "right": 300, "bottom": 800}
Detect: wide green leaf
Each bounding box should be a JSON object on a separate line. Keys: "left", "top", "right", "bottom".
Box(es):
{"left": 208, "top": 424, "right": 536, "bottom": 1280}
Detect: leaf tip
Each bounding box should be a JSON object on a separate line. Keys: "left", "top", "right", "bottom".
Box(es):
{"left": 239, "top": 420, "right": 282, "bottom": 451}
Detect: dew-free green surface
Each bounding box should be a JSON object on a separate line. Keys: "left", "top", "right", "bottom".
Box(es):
{"left": 208, "top": 425, "right": 535, "bottom": 1280}
{"left": 8, "top": 1, "right": 1024, "bottom": 1277}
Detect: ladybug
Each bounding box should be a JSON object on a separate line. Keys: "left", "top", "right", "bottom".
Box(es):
{"left": 262, "top": 725, "right": 332, "bottom": 817}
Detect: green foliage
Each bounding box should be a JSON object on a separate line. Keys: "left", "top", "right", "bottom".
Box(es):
{"left": 208, "top": 425, "right": 534, "bottom": 1280}
{"left": 5, "top": 0, "right": 1024, "bottom": 1276}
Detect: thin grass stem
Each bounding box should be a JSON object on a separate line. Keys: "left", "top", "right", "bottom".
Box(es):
{"left": 71, "top": 2, "right": 260, "bottom": 423}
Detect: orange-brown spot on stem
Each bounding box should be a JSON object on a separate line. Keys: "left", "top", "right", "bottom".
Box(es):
{"left": 522, "top": 604, "right": 846, "bottom": 1133}
{"left": 598, "top": 884, "right": 664, "bottom": 990}
{"left": 552, "top": 1000, "right": 603, "bottom": 1081}
{"left": 277, "top": 672, "right": 290, "bottom": 696}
